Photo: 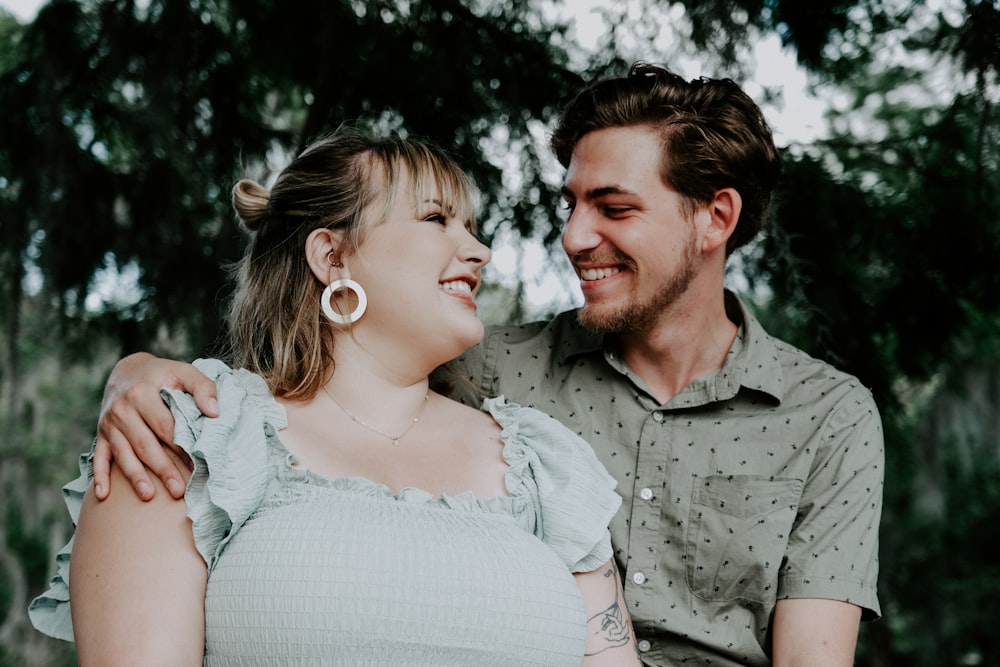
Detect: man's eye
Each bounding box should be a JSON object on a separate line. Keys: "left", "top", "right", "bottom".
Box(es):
{"left": 604, "top": 206, "right": 631, "bottom": 216}
{"left": 560, "top": 201, "right": 576, "bottom": 212}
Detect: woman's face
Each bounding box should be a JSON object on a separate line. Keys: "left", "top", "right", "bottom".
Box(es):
{"left": 342, "top": 167, "right": 492, "bottom": 366}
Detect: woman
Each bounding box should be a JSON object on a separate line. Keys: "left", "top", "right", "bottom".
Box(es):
{"left": 29, "top": 129, "right": 639, "bottom": 666}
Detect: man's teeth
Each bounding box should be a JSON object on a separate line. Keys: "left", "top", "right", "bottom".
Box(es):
{"left": 580, "top": 267, "right": 621, "bottom": 281}
{"left": 440, "top": 280, "right": 472, "bottom": 293}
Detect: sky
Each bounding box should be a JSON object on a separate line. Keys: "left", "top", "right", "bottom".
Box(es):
{"left": 1, "top": 0, "right": 35, "bottom": 21}
{"left": 3, "top": 0, "right": 830, "bottom": 314}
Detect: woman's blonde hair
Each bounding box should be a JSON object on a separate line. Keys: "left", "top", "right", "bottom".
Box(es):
{"left": 225, "top": 128, "right": 480, "bottom": 399}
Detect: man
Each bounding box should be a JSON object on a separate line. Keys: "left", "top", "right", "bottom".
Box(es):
{"left": 93, "top": 63, "right": 883, "bottom": 666}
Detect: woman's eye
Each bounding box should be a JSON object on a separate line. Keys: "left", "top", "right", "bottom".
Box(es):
{"left": 424, "top": 213, "right": 447, "bottom": 225}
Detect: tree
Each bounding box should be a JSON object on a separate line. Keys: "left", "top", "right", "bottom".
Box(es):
{"left": 744, "top": 2, "right": 1000, "bottom": 664}
{"left": 0, "top": 0, "right": 586, "bottom": 358}
{"left": 3, "top": 1, "right": 999, "bottom": 665}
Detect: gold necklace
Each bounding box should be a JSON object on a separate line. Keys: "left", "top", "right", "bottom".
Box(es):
{"left": 321, "top": 385, "right": 429, "bottom": 447}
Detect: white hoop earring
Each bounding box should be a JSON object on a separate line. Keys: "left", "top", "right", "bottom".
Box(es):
{"left": 321, "top": 279, "right": 367, "bottom": 324}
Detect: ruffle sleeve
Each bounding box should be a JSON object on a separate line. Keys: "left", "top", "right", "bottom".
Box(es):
{"left": 165, "top": 358, "right": 287, "bottom": 569}
{"left": 485, "top": 396, "right": 621, "bottom": 573}
{"left": 26, "top": 451, "right": 93, "bottom": 641}
{"left": 27, "top": 358, "right": 285, "bottom": 642}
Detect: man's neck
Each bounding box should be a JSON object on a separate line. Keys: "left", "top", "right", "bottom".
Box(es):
{"left": 617, "top": 288, "right": 739, "bottom": 404}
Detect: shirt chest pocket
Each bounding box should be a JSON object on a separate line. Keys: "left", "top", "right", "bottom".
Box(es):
{"left": 685, "top": 475, "right": 802, "bottom": 605}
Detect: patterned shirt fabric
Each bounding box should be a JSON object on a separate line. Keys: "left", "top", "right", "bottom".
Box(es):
{"left": 457, "top": 291, "right": 883, "bottom": 667}
{"left": 29, "top": 360, "right": 623, "bottom": 665}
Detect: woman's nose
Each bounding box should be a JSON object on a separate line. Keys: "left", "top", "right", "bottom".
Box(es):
{"left": 460, "top": 231, "right": 492, "bottom": 266}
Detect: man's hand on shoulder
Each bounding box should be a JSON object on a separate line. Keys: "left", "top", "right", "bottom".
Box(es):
{"left": 94, "top": 353, "right": 219, "bottom": 502}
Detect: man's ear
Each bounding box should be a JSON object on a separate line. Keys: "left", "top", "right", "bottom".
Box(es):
{"left": 701, "top": 187, "right": 742, "bottom": 254}
{"left": 305, "top": 228, "right": 346, "bottom": 284}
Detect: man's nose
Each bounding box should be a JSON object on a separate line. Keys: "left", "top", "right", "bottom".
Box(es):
{"left": 561, "top": 206, "right": 601, "bottom": 256}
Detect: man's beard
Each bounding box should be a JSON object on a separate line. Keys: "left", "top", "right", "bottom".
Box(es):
{"left": 577, "top": 232, "right": 699, "bottom": 334}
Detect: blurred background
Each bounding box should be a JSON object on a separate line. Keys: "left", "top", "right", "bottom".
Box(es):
{"left": 0, "top": 0, "right": 998, "bottom": 665}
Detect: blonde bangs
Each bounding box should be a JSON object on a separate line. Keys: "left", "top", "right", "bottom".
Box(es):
{"left": 406, "top": 145, "right": 481, "bottom": 233}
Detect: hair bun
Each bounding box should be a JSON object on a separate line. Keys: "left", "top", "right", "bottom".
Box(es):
{"left": 232, "top": 179, "right": 271, "bottom": 231}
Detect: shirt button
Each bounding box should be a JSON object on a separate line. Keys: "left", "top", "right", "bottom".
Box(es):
{"left": 632, "top": 571, "right": 646, "bottom": 585}
{"left": 652, "top": 411, "right": 663, "bottom": 422}
{"left": 637, "top": 639, "right": 651, "bottom": 652}
{"left": 639, "top": 487, "right": 653, "bottom": 500}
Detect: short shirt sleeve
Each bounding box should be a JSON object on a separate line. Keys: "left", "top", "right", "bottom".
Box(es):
{"left": 484, "top": 396, "right": 621, "bottom": 573}
{"left": 27, "top": 358, "right": 286, "bottom": 642}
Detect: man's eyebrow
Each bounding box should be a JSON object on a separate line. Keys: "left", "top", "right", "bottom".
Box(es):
{"left": 560, "top": 184, "right": 638, "bottom": 200}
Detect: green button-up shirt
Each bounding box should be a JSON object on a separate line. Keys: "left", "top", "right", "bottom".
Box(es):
{"left": 456, "top": 292, "right": 883, "bottom": 666}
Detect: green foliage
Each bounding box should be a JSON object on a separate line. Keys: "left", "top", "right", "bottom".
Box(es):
{"left": 744, "top": 3, "right": 1000, "bottom": 663}
{"left": 0, "top": 643, "right": 77, "bottom": 667}
{"left": 874, "top": 438, "right": 1000, "bottom": 666}
{"left": 754, "top": 83, "right": 1000, "bottom": 419}
{"left": 3, "top": 503, "right": 48, "bottom": 596}
{"left": 2, "top": 1, "right": 999, "bottom": 665}
{"left": 0, "top": 561, "right": 9, "bottom": 628}
{"left": 0, "top": 0, "right": 584, "bottom": 356}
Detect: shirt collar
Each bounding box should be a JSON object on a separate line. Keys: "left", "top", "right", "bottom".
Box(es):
{"left": 551, "top": 310, "right": 606, "bottom": 362}
{"left": 554, "top": 291, "right": 786, "bottom": 404}
{"left": 720, "top": 290, "right": 786, "bottom": 402}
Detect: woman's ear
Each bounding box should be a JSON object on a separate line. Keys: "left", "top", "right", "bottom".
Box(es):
{"left": 305, "top": 228, "right": 346, "bottom": 284}
{"left": 701, "top": 187, "right": 742, "bottom": 254}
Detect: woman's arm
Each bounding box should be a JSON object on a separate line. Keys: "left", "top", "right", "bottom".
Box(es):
{"left": 574, "top": 559, "right": 641, "bottom": 666}
{"left": 70, "top": 449, "right": 206, "bottom": 667}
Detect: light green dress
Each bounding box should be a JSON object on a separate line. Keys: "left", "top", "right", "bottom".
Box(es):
{"left": 29, "top": 359, "right": 621, "bottom": 665}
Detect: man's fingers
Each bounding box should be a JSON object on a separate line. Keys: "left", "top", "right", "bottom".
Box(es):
{"left": 93, "top": 354, "right": 213, "bottom": 501}
{"left": 110, "top": 391, "right": 188, "bottom": 498}
{"left": 134, "top": 439, "right": 189, "bottom": 500}
{"left": 108, "top": 427, "right": 189, "bottom": 500}
{"left": 104, "top": 429, "right": 157, "bottom": 501}
{"left": 115, "top": 384, "right": 178, "bottom": 446}
{"left": 175, "top": 365, "right": 219, "bottom": 418}
{"left": 92, "top": 436, "right": 113, "bottom": 500}
{"left": 97, "top": 398, "right": 187, "bottom": 500}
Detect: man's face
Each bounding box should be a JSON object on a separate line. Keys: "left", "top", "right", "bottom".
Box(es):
{"left": 560, "top": 125, "right": 700, "bottom": 334}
